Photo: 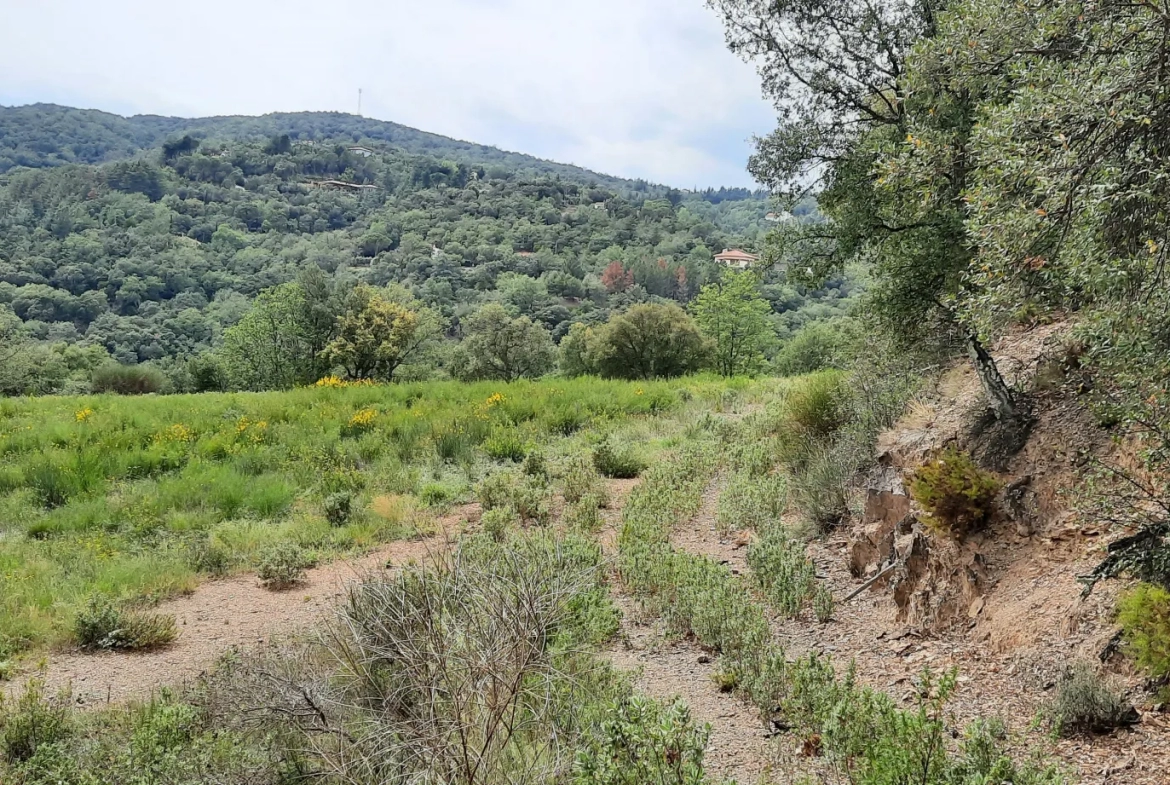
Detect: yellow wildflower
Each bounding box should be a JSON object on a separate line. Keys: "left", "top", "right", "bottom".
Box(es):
{"left": 75, "top": 408, "right": 94, "bottom": 423}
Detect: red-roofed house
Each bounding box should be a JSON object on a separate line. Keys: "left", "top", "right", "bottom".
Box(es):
{"left": 713, "top": 248, "right": 759, "bottom": 269}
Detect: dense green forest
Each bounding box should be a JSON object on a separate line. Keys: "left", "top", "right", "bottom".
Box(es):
{"left": 0, "top": 105, "right": 848, "bottom": 393}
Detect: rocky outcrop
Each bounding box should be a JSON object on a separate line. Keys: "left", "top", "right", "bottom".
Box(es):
{"left": 847, "top": 463, "right": 987, "bottom": 631}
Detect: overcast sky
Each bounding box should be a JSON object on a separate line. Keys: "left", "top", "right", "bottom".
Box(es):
{"left": 0, "top": 0, "right": 775, "bottom": 188}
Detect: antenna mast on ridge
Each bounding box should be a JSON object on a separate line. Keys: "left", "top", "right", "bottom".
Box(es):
{"left": 358, "top": 88, "right": 363, "bottom": 117}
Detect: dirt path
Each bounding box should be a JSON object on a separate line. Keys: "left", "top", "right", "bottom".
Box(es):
{"left": 7, "top": 507, "right": 476, "bottom": 706}
{"left": 601, "top": 476, "right": 780, "bottom": 785}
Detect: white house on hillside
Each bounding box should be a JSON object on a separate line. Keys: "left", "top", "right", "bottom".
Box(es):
{"left": 713, "top": 248, "right": 759, "bottom": 269}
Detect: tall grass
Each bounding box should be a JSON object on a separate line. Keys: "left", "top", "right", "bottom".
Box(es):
{"left": 0, "top": 377, "right": 731, "bottom": 658}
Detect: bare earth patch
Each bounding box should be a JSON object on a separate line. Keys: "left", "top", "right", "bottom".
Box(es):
{"left": 6, "top": 505, "right": 478, "bottom": 706}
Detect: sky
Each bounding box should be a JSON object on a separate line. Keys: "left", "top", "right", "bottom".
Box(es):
{"left": 0, "top": 0, "right": 776, "bottom": 188}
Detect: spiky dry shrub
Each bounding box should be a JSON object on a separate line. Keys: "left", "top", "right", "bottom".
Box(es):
{"left": 226, "top": 536, "right": 616, "bottom": 785}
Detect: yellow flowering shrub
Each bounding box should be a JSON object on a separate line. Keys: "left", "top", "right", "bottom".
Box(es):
{"left": 75, "top": 408, "right": 94, "bottom": 423}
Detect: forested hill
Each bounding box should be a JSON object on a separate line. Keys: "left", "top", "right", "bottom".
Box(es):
{"left": 0, "top": 103, "right": 847, "bottom": 394}
{"left": 1, "top": 103, "right": 698, "bottom": 196}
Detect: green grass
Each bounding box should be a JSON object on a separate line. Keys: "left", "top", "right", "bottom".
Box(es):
{"left": 0, "top": 376, "right": 741, "bottom": 660}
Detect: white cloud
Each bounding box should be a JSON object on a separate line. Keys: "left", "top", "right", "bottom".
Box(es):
{"left": 0, "top": 0, "right": 774, "bottom": 186}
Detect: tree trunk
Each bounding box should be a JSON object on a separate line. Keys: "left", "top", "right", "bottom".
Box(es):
{"left": 965, "top": 331, "right": 1021, "bottom": 421}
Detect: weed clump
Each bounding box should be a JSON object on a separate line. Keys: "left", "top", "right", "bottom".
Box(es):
{"left": 1045, "top": 662, "right": 1137, "bottom": 736}
{"left": 1117, "top": 583, "right": 1170, "bottom": 691}
{"left": 1, "top": 680, "right": 71, "bottom": 764}
{"left": 73, "top": 596, "right": 177, "bottom": 651}
{"left": 475, "top": 470, "right": 550, "bottom": 526}
{"left": 573, "top": 696, "right": 712, "bottom": 785}
{"left": 592, "top": 441, "right": 645, "bottom": 479}
{"left": 256, "top": 542, "right": 314, "bottom": 590}
{"left": 323, "top": 490, "right": 354, "bottom": 525}
{"left": 746, "top": 528, "right": 830, "bottom": 620}
{"left": 910, "top": 448, "right": 1000, "bottom": 538}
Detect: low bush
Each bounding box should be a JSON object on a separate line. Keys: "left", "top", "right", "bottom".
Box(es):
{"left": 256, "top": 542, "right": 314, "bottom": 590}
{"left": 481, "top": 506, "right": 518, "bottom": 542}
{"left": 73, "top": 596, "right": 177, "bottom": 651}
{"left": 592, "top": 441, "right": 645, "bottom": 479}
{"left": 182, "top": 536, "right": 233, "bottom": 576}
{"left": 483, "top": 429, "right": 528, "bottom": 462}
{"left": 91, "top": 363, "right": 165, "bottom": 395}
{"left": 561, "top": 455, "right": 607, "bottom": 505}
{"left": 564, "top": 495, "right": 605, "bottom": 533}
{"left": 911, "top": 448, "right": 1000, "bottom": 539}
{"left": 1046, "top": 662, "right": 1136, "bottom": 736}
{"left": 475, "top": 470, "right": 551, "bottom": 525}
{"left": 522, "top": 450, "right": 549, "bottom": 479}
{"left": 715, "top": 473, "right": 786, "bottom": 534}
{"left": 1118, "top": 583, "right": 1170, "bottom": 687}
{"left": 573, "top": 696, "right": 713, "bottom": 785}
{"left": 418, "top": 482, "right": 456, "bottom": 508}
{"left": 1, "top": 680, "right": 71, "bottom": 765}
{"left": 783, "top": 371, "right": 848, "bottom": 439}
{"left": 746, "top": 528, "right": 827, "bottom": 619}
{"left": 323, "top": 490, "right": 354, "bottom": 525}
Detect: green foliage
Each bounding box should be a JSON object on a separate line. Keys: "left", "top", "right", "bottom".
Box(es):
{"left": 573, "top": 696, "right": 715, "bottom": 785}
{"left": 691, "top": 270, "right": 774, "bottom": 376}
{"left": 323, "top": 491, "right": 354, "bottom": 526}
{"left": 773, "top": 319, "right": 856, "bottom": 376}
{"left": 910, "top": 449, "right": 1000, "bottom": 539}
{"left": 255, "top": 542, "right": 314, "bottom": 590}
{"left": 561, "top": 455, "right": 607, "bottom": 505}
{"left": 715, "top": 472, "right": 786, "bottom": 534}
{"left": 1045, "top": 663, "right": 1135, "bottom": 737}
{"left": 324, "top": 284, "right": 441, "bottom": 381}
{"left": 452, "top": 304, "right": 557, "bottom": 382}
{"left": 1117, "top": 583, "right": 1170, "bottom": 686}
{"left": 483, "top": 428, "right": 529, "bottom": 462}
{"left": 0, "top": 377, "right": 714, "bottom": 657}
{"left": 475, "top": 469, "right": 551, "bottom": 525}
{"left": 592, "top": 441, "right": 645, "bottom": 479}
{"left": 90, "top": 363, "right": 164, "bottom": 395}
{"left": 592, "top": 304, "right": 710, "bottom": 380}
{"left": 73, "top": 596, "right": 177, "bottom": 651}
{"left": 783, "top": 371, "right": 848, "bottom": 442}
{"left": 746, "top": 528, "right": 830, "bottom": 620}
{"left": 1, "top": 681, "right": 71, "bottom": 765}
{"left": 481, "top": 506, "right": 517, "bottom": 542}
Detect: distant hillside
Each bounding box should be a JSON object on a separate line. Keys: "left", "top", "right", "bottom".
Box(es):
{"left": 0, "top": 104, "right": 661, "bottom": 194}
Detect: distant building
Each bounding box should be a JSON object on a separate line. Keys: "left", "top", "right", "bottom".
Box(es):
{"left": 714, "top": 249, "right": 759, "bottom": 269}
{"left": 765, "top": 211, "right": 794, "bottom": 223}
{"left": 348, "top": 146, "right": 375, "bottom": 157}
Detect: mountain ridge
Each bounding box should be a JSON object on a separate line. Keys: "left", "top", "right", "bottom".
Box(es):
{"left": 0, "top": 103, "right": 754, "bottom": 197}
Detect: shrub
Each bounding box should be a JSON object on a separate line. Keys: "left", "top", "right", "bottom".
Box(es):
{"left": 910, "top": 448, "right": 1001, "bottom": 539}
{"left": 522, "top": 450, "right": 548, "bottom": 480}
{"left": 475, "top": 470, "right": 551, "bottom": 525}
{"left": 483, "top": 429, "right": 528, "bottom": 462}
{"left": 564, "top": 495, "right": 605, "bottom": 533}
{"left": 1045, "top": 662, "right": 1136, "bottom": 736}
{"left": 183, "top": 536, "right": 233, "bottom": 576}
{"left": 73, "top": 596, "right": 177, "bottom": 651}
{"left": 716, "top": 473, "right": 786, "bottom": 534}
{"left": 323, "top": 491, "right": 354, "bottom": 525}
{"left": 773, "top": 319, "right": 855, "bottom": 376}
{"left": 418, "top": 482, "right": 455, "bottom": 508}
{"left": 1, "top": 680, "right": 71, "bottom": 764}
{"left": 481, "top": 506, "right": 517, "bottom": 542}
{"left": 592, "top": 441, "right": 645, "bottom": 479}
{"left": 746, "top": 528, "right": 822, "bottom": 618}
{"left": 256, "top": 542, "right": 314, "bottom": 590}
{"left": 91, "top": 363, "right": 165, "bottom": 395}
{"left": 1118, "top": 583, "right": 1170, "bottom": 686}
{"left": 784, "top": 371, "right": 847, "bottom": 438}
{"left": 561, "top": 455, "right": 606, "bottom": 505}
{"left": 573, "top": 696, "right": 713, "bottom": 785}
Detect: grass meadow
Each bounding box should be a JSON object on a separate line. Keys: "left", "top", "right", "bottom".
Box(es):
{"left": 0, "top": 375, "right": 754, "bottom": 661}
